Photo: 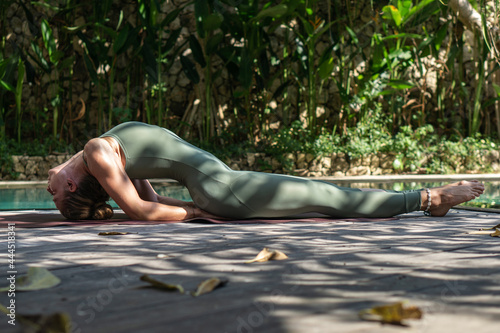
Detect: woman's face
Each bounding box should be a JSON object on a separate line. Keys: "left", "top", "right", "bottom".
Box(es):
{"left": 47, "top": 165, "right": 68, "bottom": 211}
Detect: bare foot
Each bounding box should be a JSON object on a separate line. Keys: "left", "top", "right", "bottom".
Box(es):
{"left": 421, "top": 180, "right": 485, "bottom": 216}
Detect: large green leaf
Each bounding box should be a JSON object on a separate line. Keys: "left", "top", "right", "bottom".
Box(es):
{"left": 15, "top": 59, "right": 25, "bottom": 107}
{"left": 180, "top": 55, "right": 200, "bottom": 84}
{"left": 493, "top": 83, "right": 500, "bottom": 96}
{"left": 404, "top": 0, "right": 440, "bottom": 26}
{"left": 238, "top": 48, "right": 252, "bottom": 90}
{"left": 382, "top": 5, "right": 402, "bottom": 27}
{"left": 163, "top": 28, "right": 182, "bottom": 55}
{"left": 433, "top": 24, "right": 448, "bottom": 51}
{"left": 142, "top": 44, "right": 158, "bottom": 83}
{"left": 252, "top": 4, "right": 288, "bottom": 22}
{"left": 387, "top": 79, "right": 415, "bottom": 90}
{"left": 398, "top": 0, "right": 412, "bottom": 18}
{"left": 41, "top": 19, "right": 60, "bottom": 65}
{"left": 381, "top": 33, "right": 423, "bottom": 41}
{"left": 189, "top": 35, "right": 206, "bottom": 68}
{"left": 194, "top": 0, "right": 209, "bottom": 38}
{"left": 161, "top": 8, "right": 183, "bottom": 28}
{"left": 204, "top": 13, "right": 223, "bottom": 32}
{"left": 82, "top": 51, "right": 98, "bottom": 84}
{"left": 0, "top": 80, "right": 14, "bottom": 92}
{"left": 318, "top": 56, "right": 334, "bottom": 81}
{"left": 206, "top": 32, "right": 223, "bottom": 56}
{"left": 113, "top": 24, "right": 130, "bottom": 55}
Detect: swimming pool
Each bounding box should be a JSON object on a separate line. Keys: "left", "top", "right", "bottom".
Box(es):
{"left": 1, "top": 179, "right": 499, "bottom": 211}
{"left": 0, "top": 181, "right": 192, "bottom": 210}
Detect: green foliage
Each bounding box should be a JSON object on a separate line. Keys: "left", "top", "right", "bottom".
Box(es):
{"left": 0, "top": 141, "right": 14, "bottom": 178}
{"left": 262, "top": 121, "right": 336, "bottom": 156}
{"left": 341, "top": 113, "right": 394, "bottom": 158}
{"left": 1, "top": 0, "right": 500, "bottom": 179}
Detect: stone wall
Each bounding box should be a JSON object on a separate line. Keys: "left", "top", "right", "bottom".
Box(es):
{"left": 2, "top": 0, "right": 492, "bottom": 138}
{"left": 8, "top": 149, "right": 499, "bottom": 181}
{"left": 6, "top": 155, "right": 72, "bottom": 181}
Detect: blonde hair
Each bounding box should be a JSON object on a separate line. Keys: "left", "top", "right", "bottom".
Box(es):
{"left": 60, "top": 175, "right": 114, "bottom": 220}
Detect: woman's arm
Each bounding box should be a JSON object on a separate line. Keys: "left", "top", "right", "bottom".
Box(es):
{"left": 84, "top": 138, "right": 212, "bottom": 221}
{"left": 131, "top": 179, "right": 195, "bottom": 207}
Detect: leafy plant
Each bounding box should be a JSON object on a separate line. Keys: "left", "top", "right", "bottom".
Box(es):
{"left": 290, "top": 0, "right": 335, "bottom": 134}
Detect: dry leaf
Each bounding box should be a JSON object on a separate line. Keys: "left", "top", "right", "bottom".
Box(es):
{"left": 245, "top": 247, "right": 288, "bottom": 263}
{"left": 192, "top": 277, "right": 228, "bottom": 297}
{"left": 468, "top": 230, "right": 492, "bottom": 235}
{"left": 140, "top": 274, "right": 184, "bottom": 293}
{"left": 98, "top": 231, "right": 137, "bottom": 236}
{"left": 20, "top": 312, "right": 72, "bottom": 332}
{"left": 490, "top": 228, "right": 500, "bottom": 237}
{"left": 359, "top": 301, "right": 422, "bottom": 326}
{"left": 156, "top": 254, "right": 175, "bottom": 259}
{"left": 71, "top": 98, "right": 85, "bottom": 121}
{"left": 0, "top": 267, "right": 60, "bottom": 292}
{"left": 480, "top": 223, "right": 500, "bottom": 231}
{"left": 0, "top": 304, "right": 71, "bottom": 332}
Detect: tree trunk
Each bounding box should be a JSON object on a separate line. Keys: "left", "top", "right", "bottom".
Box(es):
{"left": 449, "top": 0, "right": 482, "bottom": 31}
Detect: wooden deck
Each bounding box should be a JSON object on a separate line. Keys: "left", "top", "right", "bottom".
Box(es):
{"left": 1, "top": 209, "right": 500, "bottom": 333}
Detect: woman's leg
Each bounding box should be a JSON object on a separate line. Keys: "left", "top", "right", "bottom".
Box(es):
{"left": 218, "top": 172, "right": 421, "bottom": 218}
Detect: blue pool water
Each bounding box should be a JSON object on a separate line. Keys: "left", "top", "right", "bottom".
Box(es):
{"left": 0, "top": 181, "right": 499, "bottom": 211}
{"left": 0, "top": 183, "right": 192, "bottom": 210}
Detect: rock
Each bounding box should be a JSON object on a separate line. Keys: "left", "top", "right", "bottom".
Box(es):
{"left": 370, "top": 154, "right": 380, "bottom": 168}
{"left": 321, "top": 156, "right": 331, "bottom": 169}
{"left": 310, "top": 159, "right": 321, "bottom": 172}
{"left": 481, "top": 150, "right": 499, "bottom": 164}
{"left": 350, "top": 157, "right": 362, "bottom": 167}
{"left": 305, "top": 153, "right": 315, "bottom": 163}
{"left": 271, "top": 158, "right": 281, "bottom": 170}
{"left": 379, "top": 153, "right": 395, "bottom": 169}
{"left": 296, "top": 153, "right": 307, "bottom": 169}
{"left": 247, "top": 152, "right": 256, "bottom": 167}
{"left": 12, "top": 156, "right": 24, "bottom": 173}
{"left": 11, "top": 16, "right": 23, "bottom": 34}
{"left": 346, "top": 166, "right": 370, "bottom": 176}
{"left": 57, "top": 155, "right": 69, "bottom": 164}
{"left": 332, "top": 153, "right": 349, "bottom": 172}
{"left": 38, "top": 160, "right": 51, "bottom": 177}
{"left": 25, "top": 159, "right": 38, "bottom": 176}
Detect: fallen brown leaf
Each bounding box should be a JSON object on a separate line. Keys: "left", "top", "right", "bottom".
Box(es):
{"left": 140, "top": 275, "right": 185, "bottom": 294}
{"left": 0, "top": 304, "right": 71, "bottom": 332}
{"left": 359, "top": 301, "right": 422, "bottom": 326}
{"left": 490, "top": 228, "right": 500, "bottom": 237}
{"left": 245, "top": 247, "right": 288, "bottom": 263}
{"left": 192, "top": 277, "right": 228, "bottom": 297}
{"left": 0, "top": 267, "right": 60, "bottom": 292}
{"left": 98, "top": 232, "right": 137, "bottom": 236}
{"left": 480, "top": 223, "right": 500, "bottom": 231}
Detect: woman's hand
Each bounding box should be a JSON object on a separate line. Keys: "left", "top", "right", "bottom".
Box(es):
{"left": 184, "top": 203, "right": 224, "bottom": 220}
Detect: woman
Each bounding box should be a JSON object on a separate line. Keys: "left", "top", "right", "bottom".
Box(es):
{"left": 47, "top": 121, "right": 484, "bottom": 220}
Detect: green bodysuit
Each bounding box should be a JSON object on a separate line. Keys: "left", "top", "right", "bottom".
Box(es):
{"left": 100, "top": 122, "right": 422, "bottom": 219}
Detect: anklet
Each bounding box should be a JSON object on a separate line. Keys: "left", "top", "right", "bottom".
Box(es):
{"left": 424, "top": 188, "right": 431, "bottom": 216}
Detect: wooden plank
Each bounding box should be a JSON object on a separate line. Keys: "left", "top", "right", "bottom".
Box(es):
{"left": 1, "top": 210, "right": 499, "bottom": 333}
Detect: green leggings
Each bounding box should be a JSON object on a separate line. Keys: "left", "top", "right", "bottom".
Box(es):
{"left": 101, "top": 122, "right": 422, "bottom": 219}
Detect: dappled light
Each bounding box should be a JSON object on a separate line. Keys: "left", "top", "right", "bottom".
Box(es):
{"left": 1, "top": 209, "right": 500, "bottom": 332}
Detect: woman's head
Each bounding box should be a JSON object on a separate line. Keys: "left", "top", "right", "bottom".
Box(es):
{"left": 58, "top": 174, "right": 114, "bottom": 220}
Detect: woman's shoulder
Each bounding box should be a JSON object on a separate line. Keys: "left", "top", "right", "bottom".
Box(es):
{"left": 84, "top": 137, "right": 108, "bottom": 151}
{"left": 84, "top": 138, "right": 119, "bottom": 159}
